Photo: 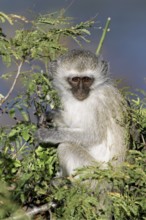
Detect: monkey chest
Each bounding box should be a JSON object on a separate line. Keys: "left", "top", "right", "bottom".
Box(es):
{"left": 63, "top": 101, "right": 96, "bottom": 129}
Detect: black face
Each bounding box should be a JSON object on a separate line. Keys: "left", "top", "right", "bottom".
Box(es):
{"left": 67, "top": 76, "right": 94, "bottom": 101}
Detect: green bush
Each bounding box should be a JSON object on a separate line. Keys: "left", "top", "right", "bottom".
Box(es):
{"left": 0, "top": 11, "right": 145, "bottom": 220}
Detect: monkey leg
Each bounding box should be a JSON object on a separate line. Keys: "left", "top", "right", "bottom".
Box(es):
{"left": 57, "top": 143, "right": 113, "bottom": 219}
{"left": 57, "top": 143, "right": 95, "bottom": 177}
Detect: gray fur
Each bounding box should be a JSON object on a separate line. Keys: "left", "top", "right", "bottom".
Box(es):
{"left": 37, "top": 49, "right": 128, "bottom": 176}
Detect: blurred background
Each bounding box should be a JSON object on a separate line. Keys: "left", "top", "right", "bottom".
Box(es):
{"left": 0, "top": 0, "right": 146, "bottom": 91}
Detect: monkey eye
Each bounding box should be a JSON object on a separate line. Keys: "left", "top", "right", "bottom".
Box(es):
{"left": 83, "top": 76, "right": 90, "bottom": 82}
{"left": 72, "top": 77, "right": 80, "bottom": 82}
{"left": 82, "top": 76, "right": 94, "bottom": 84}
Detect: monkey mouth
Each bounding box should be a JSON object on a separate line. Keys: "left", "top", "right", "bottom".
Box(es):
{"left": 73, "top": 93, "right": 89, "bottom": 101}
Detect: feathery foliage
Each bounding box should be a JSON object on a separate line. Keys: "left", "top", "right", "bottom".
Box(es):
{"left": 0, "top": 11, "right": 145, "bottom": 220}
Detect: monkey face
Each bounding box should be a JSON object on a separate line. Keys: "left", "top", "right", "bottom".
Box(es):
{"left": 52, "top": 50, "right": 109, "bottom": 102}
{"left": 67, "top": 76, "right": 94, "bottom": 101}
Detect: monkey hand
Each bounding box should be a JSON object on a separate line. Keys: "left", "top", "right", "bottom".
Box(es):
{"left": 35, "top": 127, "right": 60, "bottom": 144}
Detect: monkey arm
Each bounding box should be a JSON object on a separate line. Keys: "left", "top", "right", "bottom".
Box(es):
{"left": 37, "top": 109, "right": 66, "bottom": 129}
{"left": 36, "top": 127, "right": 94, "bottom": 147}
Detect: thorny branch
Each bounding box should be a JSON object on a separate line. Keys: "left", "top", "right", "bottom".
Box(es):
{"left": 4, "top": 202, "right": 56, "bottom": 220}
{"left": 0, "top": 61, "right": 23, "bottom": 106}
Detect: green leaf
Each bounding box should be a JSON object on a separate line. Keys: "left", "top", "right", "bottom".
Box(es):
{"left": 8, "top": 128, "right": 18, "bottom": 137}
{"left": 21, "top": 111, "right": 29, "bottom": 121}
{"left": 21, "top": 129, "right": 30, "bottom": 141}
{"left": 9, "top": 108, "right": 15, "bottom": 118}
{"left": 0, "top": 12, "right": 13, "bottom": 24}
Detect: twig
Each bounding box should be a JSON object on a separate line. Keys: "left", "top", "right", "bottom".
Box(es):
{"left": 0, "top": 61, "right": 23, "bottom": 106}
{"left": 96, "top": 17, "right": 111, "bottom": 56}
{"left": 141, "top": 134, "right": 146, "bottom": 146}
{"left": 65, "top": 0, "right": 76, "bottom": 12}
{"left": 4, "top": 202, "right": 56, "bottom": 220}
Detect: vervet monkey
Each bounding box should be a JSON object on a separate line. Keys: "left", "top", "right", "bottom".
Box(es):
{"left": 37, "top": 49, "right": 128, "bottom": 177}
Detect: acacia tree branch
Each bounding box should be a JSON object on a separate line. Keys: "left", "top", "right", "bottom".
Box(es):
{"left": 0, "top": 61, "right": 23, "bottom": 106}
{"left": 4, "top": 202, "right": 56, "bottom": 220}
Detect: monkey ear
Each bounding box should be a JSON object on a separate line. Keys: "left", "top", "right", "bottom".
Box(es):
{"left": 101, "top": 60, "right": 109, "bottom": 75}
{"left": 48, "top": 60, "right": 58, "bottom": 80}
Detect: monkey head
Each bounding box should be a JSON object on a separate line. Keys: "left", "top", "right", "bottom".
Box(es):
{"left": 50, "top": 49, "right": 109, "bottom": 101}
